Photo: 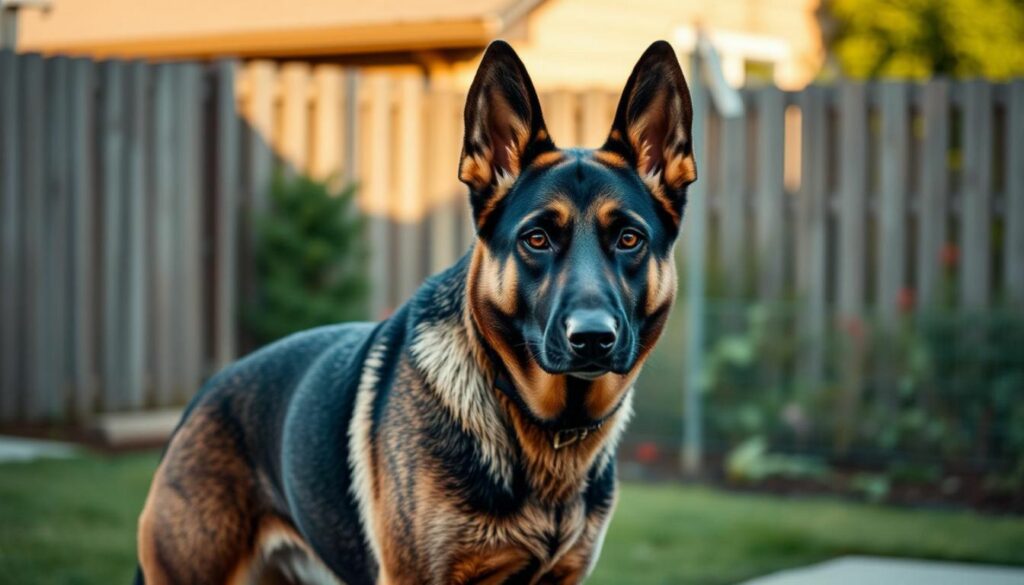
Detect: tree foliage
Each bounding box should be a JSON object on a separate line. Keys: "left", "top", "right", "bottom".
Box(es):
{"left": 243, "top": 174, "right": 369, "bottom": 344}
{"left": 827, "top": 0, "right": 1024, "bottom": 79}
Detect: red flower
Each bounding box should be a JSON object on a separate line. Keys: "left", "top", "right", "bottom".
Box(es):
{"left": 840, "top": 316, "right": 865, "bottom": 341}
{"left": 941, "top": 243, "right": 959, "bottom": 269}
{"left": 634, "top": 442, "right": 659, "bottom": 464}
{"left": 898, "top": 287, "right": 916, "bottom": 314}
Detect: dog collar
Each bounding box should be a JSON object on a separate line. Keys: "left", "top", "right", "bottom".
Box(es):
{"left": 552, "top": 422, "right": 604, "bottom": 450}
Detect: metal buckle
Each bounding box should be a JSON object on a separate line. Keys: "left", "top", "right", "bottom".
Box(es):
{"left": 553, "top": 428, "right": 588, "bottom": 450}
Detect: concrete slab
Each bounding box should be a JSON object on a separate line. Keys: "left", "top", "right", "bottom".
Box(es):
{"left": 92, "top": 409, "right": 182, "bottom": 447}
{"left": 742, "top": 556, "right": 1024, "bottom": 585}
{"left": 0, "top": 435, "right": 76, "bottom": 463}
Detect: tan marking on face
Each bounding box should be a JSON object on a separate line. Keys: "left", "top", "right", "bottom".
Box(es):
{"left": 609, "top": 129, "right": 622, "bottom": 141}
{"left": 531, "top": 149, "right": 564, "bottom": 169}
{"left": 665, "top": 153, "right": 697, "bottom": 188}
{"left": 592, "top": 149, "right": 628, "bottom": 168}
{"left": 595, "top": 198, "right": 620, "bottom": 228}
{"left": 547, "top": 197, "right": 574, "bottom": 227}
{"left": 535, "top": 128, "right": 548, "bottom": 141}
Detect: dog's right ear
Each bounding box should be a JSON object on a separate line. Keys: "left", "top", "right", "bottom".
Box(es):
{"left": 459, "top": 41, "right": 555, "bottom": 228}
{"left": 600, "top": 41, "right": 696, "bottom": 225}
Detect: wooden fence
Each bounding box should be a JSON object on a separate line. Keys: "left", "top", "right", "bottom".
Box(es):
{"left": 1, "top": 48, "right": 1021, "bottom": 423}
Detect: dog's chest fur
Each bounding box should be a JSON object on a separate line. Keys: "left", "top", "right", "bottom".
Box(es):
{"left": 343, "top": 261, "right": 623, "bottom": 583}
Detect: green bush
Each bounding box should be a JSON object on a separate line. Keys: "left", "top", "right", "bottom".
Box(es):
{"left": 243, "top": 174, "right": 369, "bottom": 345}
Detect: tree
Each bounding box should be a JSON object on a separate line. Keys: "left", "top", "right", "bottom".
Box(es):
{"left": 825, "top": 0, "right": 1024, "bottom": 79}
{"left": 243, "top": 174, "right": 369, "bottom": 344}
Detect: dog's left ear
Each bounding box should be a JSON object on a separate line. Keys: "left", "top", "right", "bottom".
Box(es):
{"left": 601, "top": 41, "right": 696, "bottom": 222}
{"left": 459, "top": 40, "right": 554, "bottom": 227}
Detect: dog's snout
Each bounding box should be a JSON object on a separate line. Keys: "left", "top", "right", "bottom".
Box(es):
{"left": 565, "top": 310, "right": 618, "bottom": 359}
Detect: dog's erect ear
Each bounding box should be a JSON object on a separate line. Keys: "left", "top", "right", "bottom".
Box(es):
{"left": 601, "top": 41, "right": 696, "bottom": 223}
{"left": 459, "top": 41, "right": 554, "bottom": 227}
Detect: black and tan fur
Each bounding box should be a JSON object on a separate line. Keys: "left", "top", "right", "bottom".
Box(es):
{"left": 137, "top": 40, "right": 696, "bottom": 584}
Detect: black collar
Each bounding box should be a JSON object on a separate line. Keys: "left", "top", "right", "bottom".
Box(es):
{"left": 493, "top": 370, "right": 615, "bottom": 451}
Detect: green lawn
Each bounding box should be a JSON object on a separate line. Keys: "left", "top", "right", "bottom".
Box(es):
{"left": 1, "top": 453, "right": 1022, "bottom": 584}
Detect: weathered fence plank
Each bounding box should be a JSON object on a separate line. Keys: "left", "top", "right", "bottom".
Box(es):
{"left": 124, "top": 61, "right": 149, "bottom": 410}
{"left": 1005, "top": 81, "right": 1024, "bottom": 307}
{"left": 215, "top": 60, "right": 240, "bottom": 368}
{"left": 178, "top": 64, "right": 206, "bottom": 398}
{"left": 312, "top": 64, "right": 345, "bottom": 181}
{"left": 22, "top": 54, "right": 47, "bottom": 421}
{"left": 837, "top": 82, "right": 867, "bottom": 318}
{"left": 878, "top": 82, "right": 910, "bottom": 321}
{"left": 580, "top": 91, "right": 612, "bottom": 148}
{"left": 960, "top": 81, "right": 993, "bottom": 310}
{"left": 151, "top": 63, "right": 178, "bottom": 408}
{"left": 45, "top": 57, "right": 71, "bottom": 419}
{"left": 427, "top": 85, "right": 460, "bottom": 274}
{"left": 99, "top": 60, "right": 127, "bottom": 411}
{"left": 396, "top": 73, "right": 426, "bottom": 302}
{"left": 362, "top": 73, "right": 394, "bottom": 316}
{"left": 755, "top": 86, "right": 786, "bottom": 300}
{"left": 720, "top": 113, "right": 747, "bottom": 298}
{"left": 916, "top": 80, "right": 950, "bottom": 309}
{"left": 544, "top": 91, "right": 578, "bottom": 147}
{"left": 67, "top": 58, "right": 97, "bottom": 420}
{"left": 0, "top": 49, "right": 20, "bottom": 422}
{"left": 797, "top": 85, "right": 827, "bottom": 388}
{"left": 281, "top": 62, "right": 311, "bottom": 174}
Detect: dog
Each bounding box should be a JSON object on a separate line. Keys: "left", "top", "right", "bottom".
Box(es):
{"left": 136, "top": 39, "right": 696, "bottom": 585}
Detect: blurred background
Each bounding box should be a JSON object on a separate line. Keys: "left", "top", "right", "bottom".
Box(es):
{"left": 1, "top": 0, "right": 1023, "bottom": 583}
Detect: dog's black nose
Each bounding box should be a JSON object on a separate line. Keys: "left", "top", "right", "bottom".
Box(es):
{"left": 565, "top": 310, "right": 617, "bottom": 359}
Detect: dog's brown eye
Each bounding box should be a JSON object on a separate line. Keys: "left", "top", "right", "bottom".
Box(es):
{"left": 524, "top": 230, "right": 550, "bottom": 250}
{"left": 617, "top": 229, "right": 643, "bottom": 250}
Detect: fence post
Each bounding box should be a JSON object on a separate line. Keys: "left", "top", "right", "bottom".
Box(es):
{"left": 151, "top": 63, "right": 177, "bottom": 408}
{"left": 1004, "top": 81, "right": 1024, "bottom": 307}
{"left": 124, "top": 61, "right": 149, "bottom": 410}
{"left": 0, "top": 49, "right": 20, "bottom": 422}
{"left": 878, "top": 82, "right": 910, "bottom": 323}
{"left": 362, "top": 73, "right": 394, "bottom": 317}
{"left": 720, "top": 111, "right": 746, "bottom": 299}
{"left": 682, "top": 51, "right": 708, "bottom": 476}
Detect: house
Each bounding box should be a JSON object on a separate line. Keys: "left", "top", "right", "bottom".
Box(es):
{"left": 17, "top": 0, "right": 824, "bottom": 90}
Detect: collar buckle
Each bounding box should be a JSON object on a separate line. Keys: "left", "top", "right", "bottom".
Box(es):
{"left": 553, "top": 428, "right": 588, "bottom": 450}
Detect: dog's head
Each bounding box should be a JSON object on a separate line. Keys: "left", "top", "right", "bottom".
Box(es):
{"left": 461, "top": 41, "right": 696, "bottom": 427}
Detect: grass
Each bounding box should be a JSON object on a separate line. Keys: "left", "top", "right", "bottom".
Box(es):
{"left": 1, "top": 453, "right": 1022, "bottom": 584}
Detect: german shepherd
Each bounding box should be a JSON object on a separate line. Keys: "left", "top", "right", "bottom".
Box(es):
{"left": 137, "top": 40, "right": 696, "bottom": 584}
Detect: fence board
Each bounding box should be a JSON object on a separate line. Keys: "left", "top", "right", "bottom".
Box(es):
{"left": 44, "top": 57, "right": 71, "bottom": 419}
{"left": 916, "top": 80, "right": 950, "bottom": 309}
{"left": 68, "top": 59, "right": 96, "bottom": 420}
{"left": 427, "top": 86, "right": 460, "bottom": 273}
{"left": 214, "top": 61, "right": 240, "bottom": 368}
{"left": 99, "top": 60, "right": 127, "bottom": 411}
{"left": 123, "top": 61, "right": 149, "bottom": 409}
{"left": 178, "top": 64, "right": 205, "bottom": 398}
{"left": 312, "top": 64, "right": 344, "bottom": 181}
{"left": 0, "top": 50, "right": 20, "bottom": 421}
{"left": 837, "top": 82, "right": 867, "bottom": 318}
{"left": 960, "top": 81, "right": 993, "bottom": 310}
{"left": 797, "top": 86, "right": 827, "bottom": 388}
{"left": 544, "top": 91, "right": 578, "bottom": 147}
{"left": 362, "top": 73, "right": 394, "bottom": 317}
{"left": 281, "top": 62, "right": 310, "bottom": 175}
{"left": 755, "top": 86, "right": 785, "bottom": 300}
{"left": 720, "top": 114, "right": 746, "bottom": 298}
{"left": 22, "top": 54, "right": 47, "bottom": 421}
{"left": 150, "top": 64, "right": 177, "bottom": 407}
{"left": 396, "top": 74, "right": 426, "bottom": 302}
{"left": 1005, "top": 81, "right": 1024, "bottom": 307}
{"left": 878, "top": 83, "right": 910, "bottom": 321}
{"left": 580, "top": 91, "right": 612, "bottom": 148}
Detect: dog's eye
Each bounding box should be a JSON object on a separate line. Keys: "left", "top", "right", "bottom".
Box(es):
{"left": 617, "top": 229, "right": 644, "bottom": 250}
{"left": 523, "top": 229, "right": 551, "bottom": 250}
